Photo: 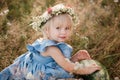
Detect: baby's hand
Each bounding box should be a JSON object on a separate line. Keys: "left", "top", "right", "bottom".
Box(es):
{"left": 75, "top": 50, "right": 91, "bottom": 61}
{"left": 79, "top": 64, "right": 101, "bottom": 75}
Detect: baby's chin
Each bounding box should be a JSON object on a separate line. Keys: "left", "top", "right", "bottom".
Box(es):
{"left": 57, "top": 39, "right": 67, "bottom": 42}
{"left": 54, "top": 40, "right": 65, "bottom": 43}
{"left": 58, "top": 38, "right": 69, "bottom": 42}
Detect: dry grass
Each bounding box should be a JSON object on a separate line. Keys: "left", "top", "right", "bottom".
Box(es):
{"left": 0, "top": 0, "right": 120, "bottom": 79}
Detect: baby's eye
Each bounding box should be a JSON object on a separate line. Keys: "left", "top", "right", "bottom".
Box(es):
{"left": 65, "top": 27, "right": 70, "bottom": 30}
{"left": 56, "top": 27, "right": 60, "bottom": 29}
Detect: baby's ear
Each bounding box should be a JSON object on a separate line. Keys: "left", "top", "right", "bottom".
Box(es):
{"left": 45, "top": 27, "right": 49, "bottom": 35}
{"left": 41, "top": 27, "right": 49, "bottom": 39}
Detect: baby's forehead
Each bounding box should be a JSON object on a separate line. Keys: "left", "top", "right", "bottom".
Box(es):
{"left": 52, "top": 20, "right": 72, "bottom": 27}
{"left": 51, "top": 14, "right": 72, "bottom": 26}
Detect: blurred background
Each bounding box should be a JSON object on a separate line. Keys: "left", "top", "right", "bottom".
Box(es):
{"left": 0, "top": 0, "right": 120, "bottom": 79}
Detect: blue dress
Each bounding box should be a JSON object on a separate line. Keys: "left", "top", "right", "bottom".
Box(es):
{"left": 0, "top": 39, "right": 74, "bottom": 80}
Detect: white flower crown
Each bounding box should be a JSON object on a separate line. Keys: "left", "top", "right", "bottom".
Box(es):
{"left": 30, "top": 4, "right": 77, "bottom": 31}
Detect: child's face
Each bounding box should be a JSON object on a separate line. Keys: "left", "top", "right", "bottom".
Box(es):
{"left": 46, "top": 14, "right": 72, "bottom": 42}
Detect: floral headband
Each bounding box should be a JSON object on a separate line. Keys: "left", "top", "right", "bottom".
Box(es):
{"left": 30, "top": 4, "right": 77, "bottom": 31}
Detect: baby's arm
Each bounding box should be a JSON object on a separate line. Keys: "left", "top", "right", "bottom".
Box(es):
{"left": 44, "top": 46, "right": 100, "bottom": 75}
{"left": 71, "top": 50, "right": 91, "bottom": 62}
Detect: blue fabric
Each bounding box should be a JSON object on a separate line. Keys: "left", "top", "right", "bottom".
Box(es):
{"left": 0, "top": 39, "right": 73, "bottom": 80}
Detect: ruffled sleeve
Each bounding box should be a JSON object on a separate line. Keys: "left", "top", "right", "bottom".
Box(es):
{"left": 26, "top": 39, "right": 73, "bottom": 59}
{"left": 57, "top": 43, "right": 73, "bottom": 59}
{"left": 38, "top": 39, "right": 57, "bottom": 53}
{"left": 26, "top": 39, "right": 42, "bottom": 53}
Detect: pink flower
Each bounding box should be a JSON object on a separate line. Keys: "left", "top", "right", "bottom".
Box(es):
{"left": 47, "top": 8, "right": 52, "bottom": 14}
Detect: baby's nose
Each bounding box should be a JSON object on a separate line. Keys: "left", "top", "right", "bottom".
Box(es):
{"left": 60, "top": 29, "right": 66, "bottom": 34}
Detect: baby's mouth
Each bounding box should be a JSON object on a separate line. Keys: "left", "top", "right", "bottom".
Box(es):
{"left": 59, "top": 36, "right": 66, "bottom": 39}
